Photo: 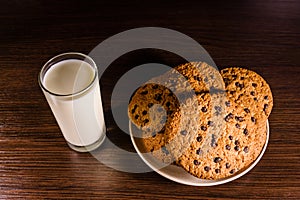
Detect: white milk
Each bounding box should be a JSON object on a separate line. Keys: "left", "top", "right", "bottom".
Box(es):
{"left": 42, "top": 59, "right": 106, "bottom": 147}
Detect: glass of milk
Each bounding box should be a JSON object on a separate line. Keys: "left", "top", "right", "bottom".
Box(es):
{"left": 38, "top": 52, "right": 106, "bottom": 152}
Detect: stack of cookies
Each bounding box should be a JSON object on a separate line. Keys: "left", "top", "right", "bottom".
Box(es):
{"left": 128, "top": 62, "right": 273, "bottom": 180}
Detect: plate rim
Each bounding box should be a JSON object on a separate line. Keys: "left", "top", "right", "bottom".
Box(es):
{"left": 129, "top": 120, "right": 269, "bottom": 186}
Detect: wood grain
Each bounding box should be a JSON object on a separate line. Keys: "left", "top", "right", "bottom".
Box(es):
{"left": 0, "top": 0, "right": 299, "bottom": 199}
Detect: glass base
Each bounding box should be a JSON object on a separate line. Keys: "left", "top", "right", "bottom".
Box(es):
{"left": 67, "top": 134, "right": 106, "bottom": 152}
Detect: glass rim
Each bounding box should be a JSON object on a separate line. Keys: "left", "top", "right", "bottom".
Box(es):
{"left": 38, "top": 52, "right": 98, "bottom": 97}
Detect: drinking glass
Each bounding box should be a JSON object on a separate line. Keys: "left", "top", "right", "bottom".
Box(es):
{"left": 39, "top": 52, "right": 106, "bottom": 152}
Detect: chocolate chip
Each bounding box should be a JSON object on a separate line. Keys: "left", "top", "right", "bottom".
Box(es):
{"left": 166, "top": 102, "right": 171, "bottom": 107}
{"left": 152, "top": 85, "right": 158, "bottom": 89}
{"left": 196, "top": 136, "right": 202, "bottom": 142}
{"left": 196, "top": 148, "right": 202, "bottom": 155}
{"left": 167, "top": 110, "right": 173, "bottom": 115}
{"left": 226, "top": 163, "right": 231, "bottom": 169}
{"left": 212, "top": 143, "right": 218, "bottom": 148}
{"left": 228, "top": 113, "right": 234, "bottom": 118}
{"left": 225, "top": 113, "right": 234, "bottom": 122}
{"left": 244, "top": 108, "right": 250, "bottom": 113}
{"left": 208, "top": 121, "right": 214, "bottom": 126}
{"left": 144, "top": 119, "right": 149, "bottom": 124}
{"left": 240, "top": 77, "right": 245, "bottom": 80}
{"left": 204, "top": 166, "right": 211, "bottom": 171}
{"left": 224, "top": 78, "right": 230, "bottom": 86}
{"left": 140, "top": 91, "right": 148, "bottom": 95}
{"left": 235, "top": 82, "right": 244, "bottom": 89}
{"left": 229, "top": 135, "right": 233, "bottom": 140}
{"left": 234, "top": 146, "right": 240, "bottom": 151}
{"left": 148, "top": 103, "right": 153, "bottom": 108}
{"left": 215, "top": 106, "right": 222, "bottom": 112}
{"left": 160, "top": 116, "right": 167, "bottom": 124}
{"left": 158, "top": 127, "right": 165, "bottom": 134}
{"left": 201, "top": 107, "right": 207, "bottom": 112}
{"left": 229, "top": 169, "right": 235, "bottom": 174}
{"left": 142, "top": 110, "right": 147, "bottom": 115}
{"left": 264, "top": 95, "right": 269, "bottom": 100}
{"left": 252, "top": 83, "right": 257, "bottom": 87}
{"left": 225, "top": 101, "right": 231, "bottom": 107}
{"left": 244, "top": 146, "right": 249, "bottom": 153}
{"left": 225, "top": 145, "right": 231, "bottom": 150}
{"left": 235, "top": 116, "right": 244, "bottom": 122}
{"left": 131, "top": 105, "right": 138, "bottom": 114}
{"left": 194, "top": 160, "right": 200, "bottom": 165}
{"left": 201, "top": 126, "right": 207, "bottom": 131}
{"left": 214, "top": 157, "right": 222, "bottom": 163}
{"left": 253, "top": 97, "right": 257, "bottom": 101}
{"left": 235, "top": 123, "right": 240, "bottom": 129}
{"left": 243, "top": 128, "right": 249, "bottom": 135}
{"left": 251, "top": 117, "right": 256, "bottom": 123}
{"left": 215, "top": 169, "right": 220, "bottom": 174}
{"left": 132, "top": 106, "right": 139, "bottom": 114}
{"left": 134, "top": 115, "right": 139, "bottom": 119}
{"left": 180, "top": 130, "right": 187, "bottom": 136}
{"left": 263, "top": 104, "right": 268, "bottom": 112}
{"left": 157, "top": 107, "right": 163, "bottom": 112}
{"left": 211, "top": 134, "right": 218, "bottom": 147}
{"left": 235, "top": 140, "right": 240, "bottom": 146}
{"left": 232, "top": 75, "right": 237, "bottom": 79}
{"left": 194, "top": 76, "right": 202, "bottom": 81}
{"left": 250, "top": 91, "right": 255, "bottom": 96}
{"left": 161, "top": 146, "right": 169, "bottom": 155}
{"left": 230, "top": 91, "right": 235, "bottom": 95}
{"left": 160, "top": 115, "right": 167, "bottom": 124}
{"left": 154, "top": 94, "right": 162, "bottom": 101}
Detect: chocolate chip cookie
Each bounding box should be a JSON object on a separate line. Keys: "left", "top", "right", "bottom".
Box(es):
{"left": 177, "top": 93, "right": 268, "bottom": 179}
{"left": 128, "top": 83, "right": 179, "bottom": 129}
{"left": 221, "top": 67, "right": 273, "bottom": 119}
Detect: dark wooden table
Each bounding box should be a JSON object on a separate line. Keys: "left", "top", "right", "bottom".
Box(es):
{"left": 0, "top": 0, "right": 299, "bottom": 199}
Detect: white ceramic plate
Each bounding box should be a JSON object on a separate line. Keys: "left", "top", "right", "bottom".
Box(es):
{"left": 129, "top": 120, "right": 269, "bottom": 186}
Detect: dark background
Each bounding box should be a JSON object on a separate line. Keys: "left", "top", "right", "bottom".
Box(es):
{"left": 0, "top": 0, "right": 299, "bottom": 199}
